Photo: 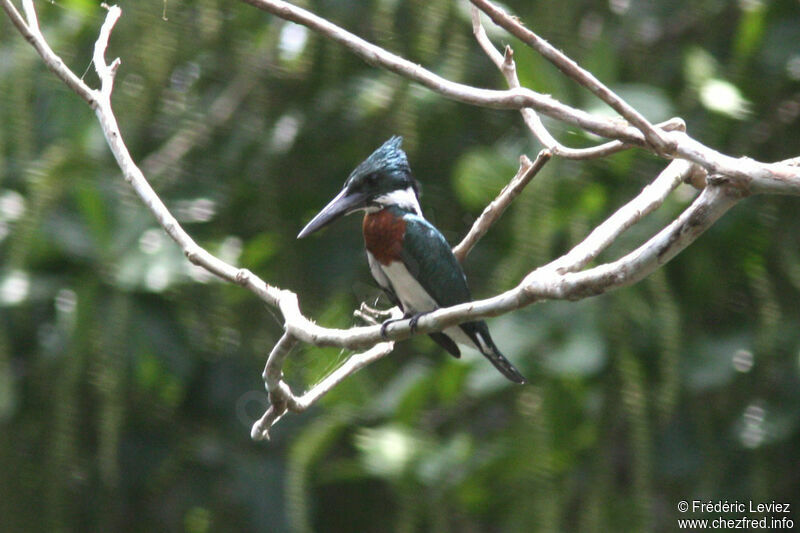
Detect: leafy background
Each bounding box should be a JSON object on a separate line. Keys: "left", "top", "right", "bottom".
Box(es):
{"left": 1, "top": 0, "right": 799, "bottom": 531}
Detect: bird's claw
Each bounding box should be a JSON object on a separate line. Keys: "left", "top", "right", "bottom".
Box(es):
{"left": 380, "top": 318, "right": 399, "bottom": 339}
{"left": 408, "top": 312, "right": 427, "bottom": 333}
{"left": 380, "top": 312, "right": 427, "bottom": 338}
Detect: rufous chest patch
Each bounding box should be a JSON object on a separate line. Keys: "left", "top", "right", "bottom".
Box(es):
{"left": 363, "top": 209, "right": 406, "bottom": 265}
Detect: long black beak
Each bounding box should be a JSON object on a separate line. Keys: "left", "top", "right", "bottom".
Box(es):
{"left": 297, "top": 188, "right": 368, "bottom": 238}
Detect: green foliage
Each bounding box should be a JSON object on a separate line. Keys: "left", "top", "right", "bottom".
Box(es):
{"left": 1, "top": 0, "right": 800, "bottom": 531}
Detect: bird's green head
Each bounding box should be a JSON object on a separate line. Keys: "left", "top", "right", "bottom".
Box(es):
{"left": 298, "top": 136, "right": 421, "bottom": 238}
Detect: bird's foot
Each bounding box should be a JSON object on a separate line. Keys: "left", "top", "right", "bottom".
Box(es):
{"left": 380, "top": 312, "right": 428, "bottom": 338}
{"left": 408, "top": 312, "right": 428, "bottom": 333}
{"left": 380, "top": 317, "right": 402, "bottom": 338}
{"left": 359, "top": 302, "right": 395, "bottom": 320}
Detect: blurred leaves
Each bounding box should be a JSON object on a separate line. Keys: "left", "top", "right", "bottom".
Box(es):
{"left": 586, "top": 83, "right": 674, "bottom": 124}
{"left": 451, "top": 144, "right": 518, "bottom": 210}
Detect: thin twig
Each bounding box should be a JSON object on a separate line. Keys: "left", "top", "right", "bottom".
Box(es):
{"left": 471, "top": 8, "right": 603, "bottom": 158}
{"left": 470, "top": 0, "right": 674, "bottom": 155}
{"left": 453, "top": 150, "right": 551, "bottom": 263}
{"left": 262, "top": 332, "right": 298, "bottom": 394}
{"left": 470, "top": 7, "right": 686, "bottom": 159}
{"left": 239, "top": 0, "right": 653, "bottom": 147}
{"left": 526, "top": 185, "right": 742, "bottom": 299}
{"left": 545, "top": 159, "right": 695, "bottom": 274}
{"left": 251, "top": 335, "right": 395, "bottom": 440}
{"left": 292, "top": 341, "right": 395, "bottom": 409}
{"left": 5, "top": 0, "right": 96, "bottom": 104}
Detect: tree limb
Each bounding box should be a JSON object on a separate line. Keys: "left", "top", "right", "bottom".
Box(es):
{"left": 238, "top": 0, "right": 799, "bottom": 191}
{"left": 546, "top": 159, "right": 694, "bottom": 274}
{"left": 2, "top": 0, "right": 95, "bottom": 104}
{"left": 239, "top": 0, "right": 655, "bottom": 147}
{"left": 453, "top": 150, "right": 550, "bottom": 263}
{"left": 469, "top": 0, "right": 674, "bottom": 154}
{"left": 469, "top": 7, "right": 686, "bottom": 160}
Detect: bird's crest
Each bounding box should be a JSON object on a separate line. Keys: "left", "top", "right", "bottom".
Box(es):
{"left": 344, "top": 136, "right": 420, "bottom": 196}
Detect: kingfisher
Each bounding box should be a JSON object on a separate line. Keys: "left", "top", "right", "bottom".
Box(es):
{"left": 297, "top": 136, "right": 526, "bottom": 384}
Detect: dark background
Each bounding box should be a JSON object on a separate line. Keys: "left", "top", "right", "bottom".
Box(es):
{"left": 1, "top": 0, "right": 799, "bottom": 531}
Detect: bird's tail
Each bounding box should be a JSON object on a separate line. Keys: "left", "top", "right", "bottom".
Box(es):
{"left": 468, "top": 323, "right": 527, "bottom": 384}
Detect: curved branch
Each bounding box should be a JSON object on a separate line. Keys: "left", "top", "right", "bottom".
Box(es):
{"left": 239, "top": 0, "right": 800, "bottom": 192}
{"left": 547, "top": 159, "right": 694, "bottom": 273}
{"left": 3, "top": 1, "right": 285, "bottom": 306}
{"left": 469, "top": 0, "right": 673, "bottom": 154}
{"left": 239, "top": 0, "right": 652, "bottom": 147}
{"left": 2, "top": 0, "right": 96, "bottom": 104}
{"left": 371, "top": 183, "right": 743, "bottom": 343}
{"left": 470, "top": 7, "right": 686, "bottom": 160}
{"left": 453, "top": 150, "right": 550, "bottom": 263}
{"left": 528, "top": 185, "right": 741, "bottom": 298}
{"left": 251, "top": 334, "right": 396, "bottom": 440}
{"left": 268, "top": 175, "right": 742, "bottom": 352}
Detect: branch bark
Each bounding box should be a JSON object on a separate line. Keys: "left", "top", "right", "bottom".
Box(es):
{"left": 239, "top": 0, "right": 800, "bottom": 191}
{"left": 469, "top": 6, "right": 686, "bottom": 160}
{"left": 469, "top": 0, "right": 674, "bottom": 154}
{"left": 239, "top": 0, "right": 656, "bottom": 147}
{"left": 453, "top": 150, "right": 550, "bottom": 263}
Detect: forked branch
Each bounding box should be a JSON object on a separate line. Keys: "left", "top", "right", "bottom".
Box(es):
{"left": 469, "top": 6, "right": 686, "bottom": 160}
{"left": 469, "top": 0, "right": 674, "bottom": 154}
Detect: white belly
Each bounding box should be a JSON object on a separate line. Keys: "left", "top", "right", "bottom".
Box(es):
{"left": 373, "top": 257, "right": 480, "bottom": 351}
{"left": 380, "top": 260, "right": 438, "bottom": 313}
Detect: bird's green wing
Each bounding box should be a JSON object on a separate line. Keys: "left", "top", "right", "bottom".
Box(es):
{"left": 399, "top": 213, "right": 472, "bottom": 308}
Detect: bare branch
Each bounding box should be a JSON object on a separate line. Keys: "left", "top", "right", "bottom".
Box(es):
{"left": 670, "top": 132, "right": 800, "bottom": 195}
{"left": 292, "top": 341, "right": 394, "bottom": 408}
{"left": 470, "top": 7, "right": 687, "bottom": 160}
{"left": 2, "top": 0, "right": 96, "bottom": 104}
{"left": 239, "top": 0, "right": 653, "bottom": 147}
{"left": 92, "top": 3, "right": 121, "bottom": 95}
{"left": 85, "top": 8, "right": 283, "bottom": 309}
{"left": 252, "top": 333, "right": 396, "bottom": 440}
{"left": 470, "top": 8, "right": 621, "bottom": 159}
{"left": 453, "top": 150, "right": 550, "bottom": 263}
{"left": 4, "top": 1, "right": 287, "bottom": 308}
{"left": 239, "top": 0, "right": 799, "bottom": 192}
{"left": 546, "top": 159, "right": 694, "bottom": 274}
{"left": 529, "top": 184, "right": 742, "bottom": 298}
{"left": 470, "top": 0, "right": 674, "bottom": 155}
{"left": 375, "top": 186, "right": 742, "bottom": 346}
{"left": 1, "top": 0, "right": 26, "bottom": 38}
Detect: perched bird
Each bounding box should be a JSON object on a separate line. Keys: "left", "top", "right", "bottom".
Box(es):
{"left": 297, "top": 136, "right": 526, "bottom": 384}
